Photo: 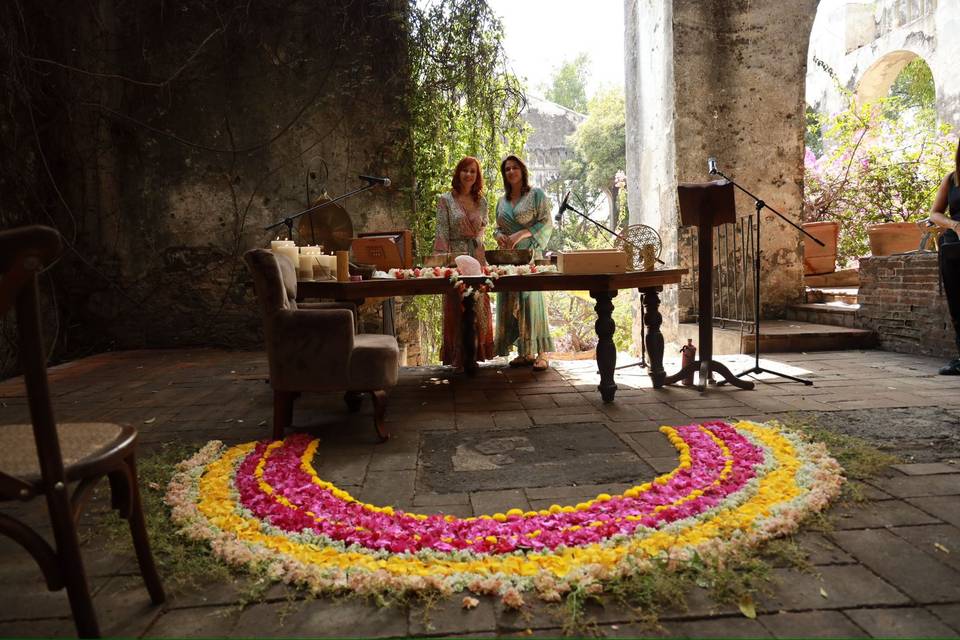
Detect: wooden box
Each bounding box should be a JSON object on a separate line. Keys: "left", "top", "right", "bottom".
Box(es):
{"left": 351, "top": 230, "right": 413, "bottom": 269}
{"left": 557, "top": 249, "right": 628, "bottom": 274}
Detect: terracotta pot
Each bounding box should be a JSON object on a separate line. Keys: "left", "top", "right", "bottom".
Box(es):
{"left": 867, "top": 222, "right": 924, "bottom": 256}
{"left": 802, "top": 221, "right": 839, "bottom": 275}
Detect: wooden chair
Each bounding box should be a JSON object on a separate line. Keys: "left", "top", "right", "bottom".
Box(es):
{"left": 0, "top": 226, "right": 165, "bottom": 638}
{"left": 244, "top": 248, "right": 399, "bottom": 442}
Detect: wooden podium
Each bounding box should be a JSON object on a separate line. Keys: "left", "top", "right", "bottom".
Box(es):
{"left": 663, "top": 181, "right": 754, "bottom": 391}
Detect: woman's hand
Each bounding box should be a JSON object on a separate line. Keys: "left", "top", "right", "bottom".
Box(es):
{"left": 496, "top": 233, "right": 510, "bottom": 249}
{"left": 509, "top": 229, "right": 531, "bottom": 248}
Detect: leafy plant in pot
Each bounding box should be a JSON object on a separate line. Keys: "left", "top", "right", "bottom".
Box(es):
{"left": 804, "top": 78, "right": 955, "bottom": 263}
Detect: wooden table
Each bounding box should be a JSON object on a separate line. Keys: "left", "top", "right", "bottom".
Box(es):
{"left": 298, "top": 269, "right": 685, "bottom": 402}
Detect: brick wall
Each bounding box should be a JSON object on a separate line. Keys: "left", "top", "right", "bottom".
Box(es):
{"left": 857, "top": 253, "right": 956, "bottom": 357}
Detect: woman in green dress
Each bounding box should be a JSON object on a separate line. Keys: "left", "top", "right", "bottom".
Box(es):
{"left": 493, "top": 155, "right": 554, "bottom": 371}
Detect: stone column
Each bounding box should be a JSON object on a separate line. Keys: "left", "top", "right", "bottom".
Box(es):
{"left": 625, "top": 0, "right": 817, "bottom": 348}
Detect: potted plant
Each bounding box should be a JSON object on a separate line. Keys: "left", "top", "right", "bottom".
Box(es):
{"left": 804, "top": 91, "right": 955, "bottom": 263}
{"left": 802, "top": 149, "right": 841, "bottom": 273}
{"left": 801, "top": 220, "right": 840, "bottom": 275}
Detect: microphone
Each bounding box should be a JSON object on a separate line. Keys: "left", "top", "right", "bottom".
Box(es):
{"left": 707, "top": 157, "right": 718, "bottom": 175}
{"left": 359, "top": 175, "right": 391, "bottom": 187}
{"left": 555, "top": 191, "right": 571, "bottom": 223}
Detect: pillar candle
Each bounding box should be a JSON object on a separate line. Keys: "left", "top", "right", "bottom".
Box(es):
{"left": 336, "top": 250, "right": 350, "bottom": 282}
{"left": 323, "top": 255, "right": 337, "bottom": 275}
{"left": 298, "top": 254, "right": 316, "bottom": 280}
{"left": 271, "top": 241, "right": 299, "bottom": 271}
{"left": 318, "top": 254, "right": 337, "bottom": 280}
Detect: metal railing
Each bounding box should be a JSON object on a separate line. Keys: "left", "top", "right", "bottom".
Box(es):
{"left": 690, "top": 215, "right": 757, "bottom": 330}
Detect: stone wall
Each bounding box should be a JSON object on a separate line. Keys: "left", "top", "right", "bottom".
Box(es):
{"left": 857, "top": 253, "right": 955, "bottom": 357}
{"left": 807, "top": 0, "right": 960, "bottom": 132}
{"left": 625, "top": 0, "right": 816, "bottom": 346}
{"left": 522, "top": 96, "right": 586, "bottom": 198}
{"left": 625, "top": 0, "right": 680, "bottom": 347}
{"left": 0, "top": 1, "right": 414, "bottom": 377}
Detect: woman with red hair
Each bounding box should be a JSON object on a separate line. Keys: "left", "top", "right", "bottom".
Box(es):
{"left": 433, "top": 156, "right": 495, "bottom": 372}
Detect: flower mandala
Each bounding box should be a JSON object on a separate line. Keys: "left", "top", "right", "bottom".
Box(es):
{"left": 165, "top": 420, "right": 843, "bottom": 603}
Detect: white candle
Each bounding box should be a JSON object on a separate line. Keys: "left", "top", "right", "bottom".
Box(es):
{"left": 272, "top": 243, "right": 299, "bottom": 271}
{"left": 298, "top": 254, "right": 316, "bottom": 280}
{"left": 324, "top": 254, "right": 338, "bottom": 280}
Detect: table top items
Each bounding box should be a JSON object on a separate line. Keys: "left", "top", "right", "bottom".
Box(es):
{"left": 484, "top": 249, "right": 532, "bottom": 265}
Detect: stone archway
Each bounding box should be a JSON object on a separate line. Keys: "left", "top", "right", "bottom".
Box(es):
{"left": 806, "top": 0, "right": 957, "bottom": 129}
{"left": 855, "top": 49, "right": 921, "bottom": 103}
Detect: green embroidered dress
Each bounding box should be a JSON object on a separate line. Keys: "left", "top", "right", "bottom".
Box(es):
{"left": 494, "top": 187, "right": 555, "bottom": 356}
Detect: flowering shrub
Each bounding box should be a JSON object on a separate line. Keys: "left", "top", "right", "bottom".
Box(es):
{"left": 804, "top": 85, "right": 955, "bottom": 264}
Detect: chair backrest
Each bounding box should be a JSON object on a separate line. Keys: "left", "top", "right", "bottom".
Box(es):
{"left": 0, "top": 225, "right": 67, "bottom": 499}
{"left": 244, "top": 249, "right": 298, "bottom": 315}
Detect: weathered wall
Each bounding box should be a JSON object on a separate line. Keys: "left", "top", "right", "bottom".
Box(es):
{"left": 1, "top": 1, "right": 413, "bottom": 376}
{"left": 807, "top": 0, "right": 960, "bottom": 131}
{"left": 625, "top": 0, "right": 679, "bottom": 349}
{"left": 522, "top": 95, "right": 586, "bottom": 198}
{"left": 857, "top": 253, "right": 955, "bottom": 357}
{"left": 625, "top": 0, "right": 816, "bottom": 347}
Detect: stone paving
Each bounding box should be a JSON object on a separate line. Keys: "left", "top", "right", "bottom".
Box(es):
{"left": 1, "top": 348, "right": 959, "bottom": 637}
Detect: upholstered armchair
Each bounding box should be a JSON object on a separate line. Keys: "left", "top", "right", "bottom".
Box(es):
{"left": 244, "top": 249, "right": 399, "bottom": 442}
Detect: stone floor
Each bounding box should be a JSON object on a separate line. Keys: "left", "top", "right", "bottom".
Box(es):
{"left": 1, "top": 348, "right": 959, "bottom": 638}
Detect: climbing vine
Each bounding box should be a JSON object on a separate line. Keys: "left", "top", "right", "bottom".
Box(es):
{"left": 404, "top": 0, "right": 527, "bottom": 362}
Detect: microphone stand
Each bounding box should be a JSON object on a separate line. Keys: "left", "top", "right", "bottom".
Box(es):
{"left": 556, "top": 198, "right": 653, "bottom": 371}
{"left": 557, "top": 200, "right": 665, "bottom": 266}
{"left": 710, "top": 167, "right": 823, "bottom": 386}
{"left": 264, "top": 180, "right": 379, "bottom": 239}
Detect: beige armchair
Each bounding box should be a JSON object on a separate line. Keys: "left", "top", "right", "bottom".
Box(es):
{"left": 244, "top": 249, "right": 398, "bottom": 441}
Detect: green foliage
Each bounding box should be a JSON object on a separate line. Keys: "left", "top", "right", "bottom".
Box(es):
{"left": 804, "top": 63, "right": 955, "bottom": 264}
{"left": 548, "top": 88, "right": 631, "bottom": 356}
{"left": 405, "top": 0, "right": 528, "bottom": 362}
{"left": 890, "top": 58, "right": 936, "bottom": 112}
{"left": 561, "top": 88, "right": 627, "bottom": 231}
{"left": 545, "top": 289, "right": 635, "bottom": 357}
{"left": 565, "top": 88, "right": 626, "bottom": 196}
{"left": 544, "top": 53, "right": 590, "bottom": 113}
{"left": 547, "top": 291, "right": 598, "bottom": 353}
{"left": 804, "top": 105, "right": 823, "bottom": 157}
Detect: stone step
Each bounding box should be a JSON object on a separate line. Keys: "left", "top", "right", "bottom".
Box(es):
{"left": 786, "top": 302, "right": 860, "bottom": 328}
{"left": 679, "top": 319, "right": 877, "bottom": 355}
{"left": 804, "top": 268, "right": 859, "bottom": 288}
{"left": 806, "top": 286, "right": 859, "bottom": 305}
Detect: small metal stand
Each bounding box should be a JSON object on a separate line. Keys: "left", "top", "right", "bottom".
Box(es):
{"left": 711, "top": 166, "right": 823, "bottom": 386}
{"left": 555, "top": 192, "right": 656, "bottom": 373}
{"left": 615, "top": 293, "right": 647, "bottom": 370}
{"left": 662, "top": 181, "right": 754, "bottom": 391}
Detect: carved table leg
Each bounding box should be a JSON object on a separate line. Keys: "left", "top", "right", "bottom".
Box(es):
{"left": 643, "top": 288, "right": 667, "bottom": 388}
{"left": 462, "top": 290, "right": 477, "bottom": 376}
{"left": 590, "top": 290, "right": 618, "bottom": 403}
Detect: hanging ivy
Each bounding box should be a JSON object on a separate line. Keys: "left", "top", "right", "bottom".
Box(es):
{"left": 403, "top": 0, "right": 527, "bottom": 362}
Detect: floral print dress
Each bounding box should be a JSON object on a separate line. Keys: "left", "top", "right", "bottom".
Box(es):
{"left": 434, "top": 192, "right": 495, "bottom": 368}
{"left": 493, "top": 187, "right": 555, "bottom": 357}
